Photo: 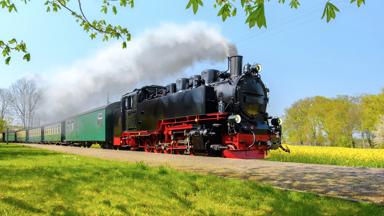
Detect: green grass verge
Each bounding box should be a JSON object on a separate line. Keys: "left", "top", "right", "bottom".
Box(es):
{"left": 267, "top": 145, "right": 384, "bottom": 168}
{"left": 0, "top": 144, "right": 383, "bottom": 216}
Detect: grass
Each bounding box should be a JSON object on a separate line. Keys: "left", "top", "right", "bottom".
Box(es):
{"left": 0, "top": 144, "right": 383, "bottom": 216}
{"left": 267, "top": 145, "right": 384, "bottom": 168}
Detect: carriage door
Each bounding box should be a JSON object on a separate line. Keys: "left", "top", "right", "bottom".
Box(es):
{"left": 124, "top": 93, "right": 137, "bottom": 131}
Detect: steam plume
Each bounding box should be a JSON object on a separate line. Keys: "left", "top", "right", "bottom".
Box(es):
{"left": 38, "top": 22, "right": 237, "bottom": 122}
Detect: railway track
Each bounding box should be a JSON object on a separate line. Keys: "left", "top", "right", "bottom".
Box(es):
{"left": 21, "top": 143, "right": 384, "bottom": 205}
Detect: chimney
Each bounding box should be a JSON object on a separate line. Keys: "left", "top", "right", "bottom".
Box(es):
{"left": 228, "top": 55, "right": 243, "bottom": 77}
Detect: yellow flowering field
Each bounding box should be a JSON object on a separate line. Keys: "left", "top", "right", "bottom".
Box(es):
{"left": 266, "top": 145, "right": 384, "bottom": 168}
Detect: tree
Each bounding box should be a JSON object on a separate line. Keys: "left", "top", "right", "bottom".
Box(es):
{"left": 0, "top": 118, "right": 7, "bottom": 132}
{"left": 8, "top": 78, "right": 42, "bottom": 129}
{"left": 0, "top": 88, "right": 10, "bottom": 132}
{"left": 0, "top": 88, "right": 10, "bottom": 120}
{"left": 283, "top": 96, "right": 328, "bottom": 146}
{"left": 360, "top": 92, "right": 384, "bottom": 148}
{"left": 373, "top": 115, "right": 384, "bottom": 148}
{"left": 1, "top": 0, "right": 366, "bottom": 64}
{"left": 283, "top": 95, "right": 362, "bottom": 147}
{"left": 320, "top": 96, "right": 360, "bottom": 148}
{"left": 283, "top": 98, "right": 310, "bottom": 145}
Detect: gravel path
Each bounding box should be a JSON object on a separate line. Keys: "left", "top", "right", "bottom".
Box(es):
{"left": 23, "top": 144, "right": 384, "bottom": 205}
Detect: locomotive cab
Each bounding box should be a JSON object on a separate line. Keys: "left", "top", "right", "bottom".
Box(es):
{"left": 122, "top": 91, "right": 138, "bottom": 131}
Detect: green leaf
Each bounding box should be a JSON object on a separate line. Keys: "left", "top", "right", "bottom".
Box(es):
{"left": 217, "top": 4, "right": 231, "bottom": 21}
{"left": 186, "top": 0, "right": 203, "bottom": 14}
{"left": 231, "top": 8, "right": 237, "bottom": 16}
{"left": 112, "top": 6, "right": 117, "bottom": 15}
{"left": 120, "top": 0, "right": 127, "bottom": 7}
{"left": 101, "top": 5, "right": 108, "bottom": 14}
{"left": 186, "top": 0, "right": 192, "bottom": 10}
{"left": 8, "top": 38, "right": 17, "bottom": 44}
{"left": 240, "top": 0, "right": 247, "bottom": 7}
{"left": 5, "top": 56, "right": 11, "bottom": 65}
{"left": 90, "top": 33, "right": 97, "bottom": 39}
{"left": 193, "top": 0, "right": 199, "bottom": 14}
{"left": 122, "top": 41, "right": 127, "bottom": 48}
{"left": 350, "top": 0, "right": 365, "bottom": 7}
{"left": 245, "top": 3, "right": 267, "bottom": 28}
{"left": 289, "top": 0, "right": 300, "bottom": 9}
{"left": 23, "top": 53, "right": 30, "bottom": 62}
{"left": 322, "top": 2, "right": 340, "bottom": 23}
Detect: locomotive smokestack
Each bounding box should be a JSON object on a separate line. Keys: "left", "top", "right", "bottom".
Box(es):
{"left": 228, "top": 55, "right": 243, "bottom": 77}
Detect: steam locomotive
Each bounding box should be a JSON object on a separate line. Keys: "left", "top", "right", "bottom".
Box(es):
{"left": 119, "top": 55, "right": 284, "bottom": 159}
{"left": 1, "top": 55, "right": 285, "bottom": 159}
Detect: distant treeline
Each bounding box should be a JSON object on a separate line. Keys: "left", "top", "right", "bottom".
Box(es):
{"left": 283, "top": 90, "right": 384, "bottom": 148}
{"left": 0, "top": 78, "right": 41, "bottom": 131}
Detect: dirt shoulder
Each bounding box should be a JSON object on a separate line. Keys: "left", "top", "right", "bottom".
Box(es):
{"left": 22, "top": 144, "right": 384, "bottom": 205}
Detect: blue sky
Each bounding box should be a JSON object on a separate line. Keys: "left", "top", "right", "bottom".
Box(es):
{"left": 0, "top": 1, "right": 383, "bottom": 116}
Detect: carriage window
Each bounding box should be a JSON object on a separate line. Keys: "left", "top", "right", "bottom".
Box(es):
{"left": 66, "top": 120, "right": 74, "bottom": 132}
{"left": 97, "top": 113, "right": 103, "bottom": 126}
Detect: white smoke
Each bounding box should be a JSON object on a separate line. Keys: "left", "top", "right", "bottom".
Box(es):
{"left": 38, "top": 22, "right": 237, "bottom": 122}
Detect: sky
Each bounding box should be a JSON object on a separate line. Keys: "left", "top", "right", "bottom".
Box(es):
{"left": 0, "top": 0, "right": 383, "bottom": 117}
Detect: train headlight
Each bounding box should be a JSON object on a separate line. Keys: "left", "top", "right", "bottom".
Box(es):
{"left": 228, "top": 114, "right": 242, "bottom": 124}
{"left": 255, "top": 64, "right": 262, "bottom": 73}
{"left": 271, "top": 117, "right": 282, "bottom": 126}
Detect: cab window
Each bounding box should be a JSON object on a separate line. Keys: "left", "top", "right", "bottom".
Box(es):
{"left": 125, "top": 96, "right": 135, "bottom": 110}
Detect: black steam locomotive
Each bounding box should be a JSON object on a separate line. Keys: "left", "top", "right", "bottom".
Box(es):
{"left": 119, "top": 55, "right": 284, "bottom": 159}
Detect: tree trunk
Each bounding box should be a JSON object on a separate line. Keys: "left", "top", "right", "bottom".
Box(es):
{"left": 351, "top": 136, "right": 356, "bottom": 148}
{"left": 367, "top": 133, "right": 374, "bottom": 148}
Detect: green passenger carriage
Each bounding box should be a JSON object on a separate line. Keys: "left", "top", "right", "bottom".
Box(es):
{"left": 65, "top": 107, "right": 106, "bottom": 147}
{"left": 28, "top": 128, "right": 42, "bottom": 143}
{"left": 6, "top": 131, "right": 16, "bottom": 142}
{"left": 43, "top": 123, "right": 63, "bottom": 143}
{"left": 16, "top": 130, "right": 27, "bottom": 143}
{"left": 64, "top": 102, "right": 121, "bottom": 148}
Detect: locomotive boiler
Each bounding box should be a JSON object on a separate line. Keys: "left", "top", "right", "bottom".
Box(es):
{"left": 119, "top": 55, "right": 284, "bottom": 159}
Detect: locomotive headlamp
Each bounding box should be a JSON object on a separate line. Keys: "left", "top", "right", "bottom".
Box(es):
{"left": 255, "top": 64, "right": 262, "bottom": 73}
{"left": 271, "top": 117, "right": 282, "bottom": 126}
{"left": 248, "top": 63, "right": 262, "bottom": 74}
{"left": 228, "top": 114, "right": 242, "bottom": 124}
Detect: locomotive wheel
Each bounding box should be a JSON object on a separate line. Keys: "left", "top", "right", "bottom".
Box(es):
{"left": 144, "top": 146, "right": 151, "bottom": 152}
